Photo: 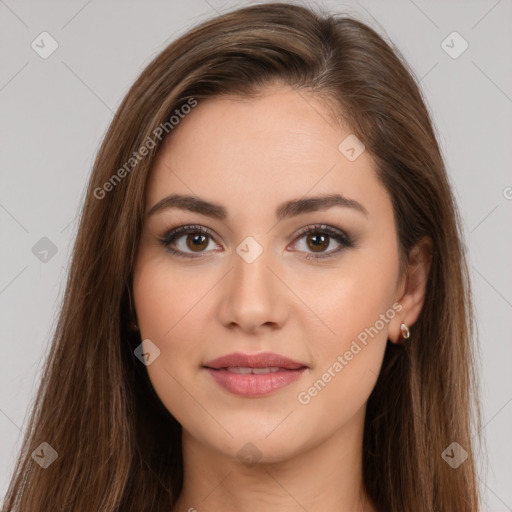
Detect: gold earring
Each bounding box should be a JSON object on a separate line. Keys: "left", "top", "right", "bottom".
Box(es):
{"left": 400, "top": 323, "right": 410, "bottom": 341}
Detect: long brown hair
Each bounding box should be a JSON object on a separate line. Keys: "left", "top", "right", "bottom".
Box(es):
{"left": 3, "top": 3, "right": 481, "bottom": 510}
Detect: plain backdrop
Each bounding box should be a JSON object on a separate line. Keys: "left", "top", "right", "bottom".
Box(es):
{"left": 1, "top": 0, "right": 511, "bottom": 509}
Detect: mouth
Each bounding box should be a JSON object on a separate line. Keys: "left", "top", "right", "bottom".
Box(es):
{"left": 202, "top": 352, "right": 309, "bottom": 397}
{"left": 213, "top": 366, "right": 285, "bottom": 374}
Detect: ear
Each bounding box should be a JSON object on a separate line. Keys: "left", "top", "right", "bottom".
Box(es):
{"left": 388, "top": 236, "right": 433, "bottom": 344}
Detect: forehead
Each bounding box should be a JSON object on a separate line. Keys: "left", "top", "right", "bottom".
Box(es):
{"left": 146, "top": 86, "right": 390, "bottom": 223}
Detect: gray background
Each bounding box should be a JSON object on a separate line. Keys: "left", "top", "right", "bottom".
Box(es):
{"left": 1, "top": 0, "right": 511, "bottom": 509}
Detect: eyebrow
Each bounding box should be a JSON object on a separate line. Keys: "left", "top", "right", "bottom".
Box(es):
{"left": 146, "top": 193, "right": 368, "bottom": 220}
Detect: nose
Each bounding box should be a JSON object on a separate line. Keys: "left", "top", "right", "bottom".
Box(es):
{"left": 216, "top": 244, "right": 290, "bottom": 333}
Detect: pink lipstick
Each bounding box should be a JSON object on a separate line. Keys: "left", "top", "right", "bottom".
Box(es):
{"left": 203, "top": 352, "right": 308, "bottom": 397}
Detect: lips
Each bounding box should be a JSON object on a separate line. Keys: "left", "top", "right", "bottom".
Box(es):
{"left": 203, "top": 352, "right": 307, "bottom": 371}
{"left": 223, "top": 366, "right": 281, "bottom": 374}
{"left": 203, "top": 352, "right": 308, "bottom": 397}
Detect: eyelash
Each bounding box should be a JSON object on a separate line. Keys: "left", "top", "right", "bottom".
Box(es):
{"left": 157, "top": 223, "right": 354, "bottom": 261}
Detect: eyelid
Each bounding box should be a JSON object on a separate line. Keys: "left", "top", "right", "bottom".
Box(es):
{"left": 158, "top": 223, "right": 354, "bottom": 259}
{"left": 288, "top": 223, "right": 354, "bottom": 259}
{"left": 292, "top": 223, "right": 351, "bottom": 242}
{"left": 158, "top": 224, "right": 221, "bottom": 258}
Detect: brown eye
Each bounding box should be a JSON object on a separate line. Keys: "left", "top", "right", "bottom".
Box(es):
{"left": 291, "top": 224, "right": 354, "bottom": 261}
{"left": 306, "top": 233, "right": 330, "bottom": 252}
{"left": 185, "top": 233, "right": 209, "bottom": 252}
{"left": 160, "top": 225, "right": 219, "bottom": 258}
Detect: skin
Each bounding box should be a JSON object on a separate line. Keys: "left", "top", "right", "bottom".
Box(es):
{"left": 132, "top": 85, "right": 432, "bottom": 512}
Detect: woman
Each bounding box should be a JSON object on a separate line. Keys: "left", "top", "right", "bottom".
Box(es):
{"left": 3, "top": 2, "right": 481, "bottom": 511}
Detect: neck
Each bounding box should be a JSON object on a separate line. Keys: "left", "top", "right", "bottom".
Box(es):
{"left": 173, "top": 406, "right": 376, "bottom": 512}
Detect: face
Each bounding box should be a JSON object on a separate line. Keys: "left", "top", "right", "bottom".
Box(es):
{"left": 132, "top": 85, "right": 404, "bottom": 463}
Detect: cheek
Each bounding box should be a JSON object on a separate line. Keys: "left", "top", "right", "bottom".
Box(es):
{"left": 132, "top": 258, "right": 220, "bottom": 423}
{"left": 133, "top": 255, "right": 216, "bottom": 347}
{"left": 293, "top": 246, "right": 398, "bottom": 413}
{"left": 298, "top": 249, "right": 399, "bottom": 354}
{"left": 292, "top": 302, "right": 392, "bottom": 440}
